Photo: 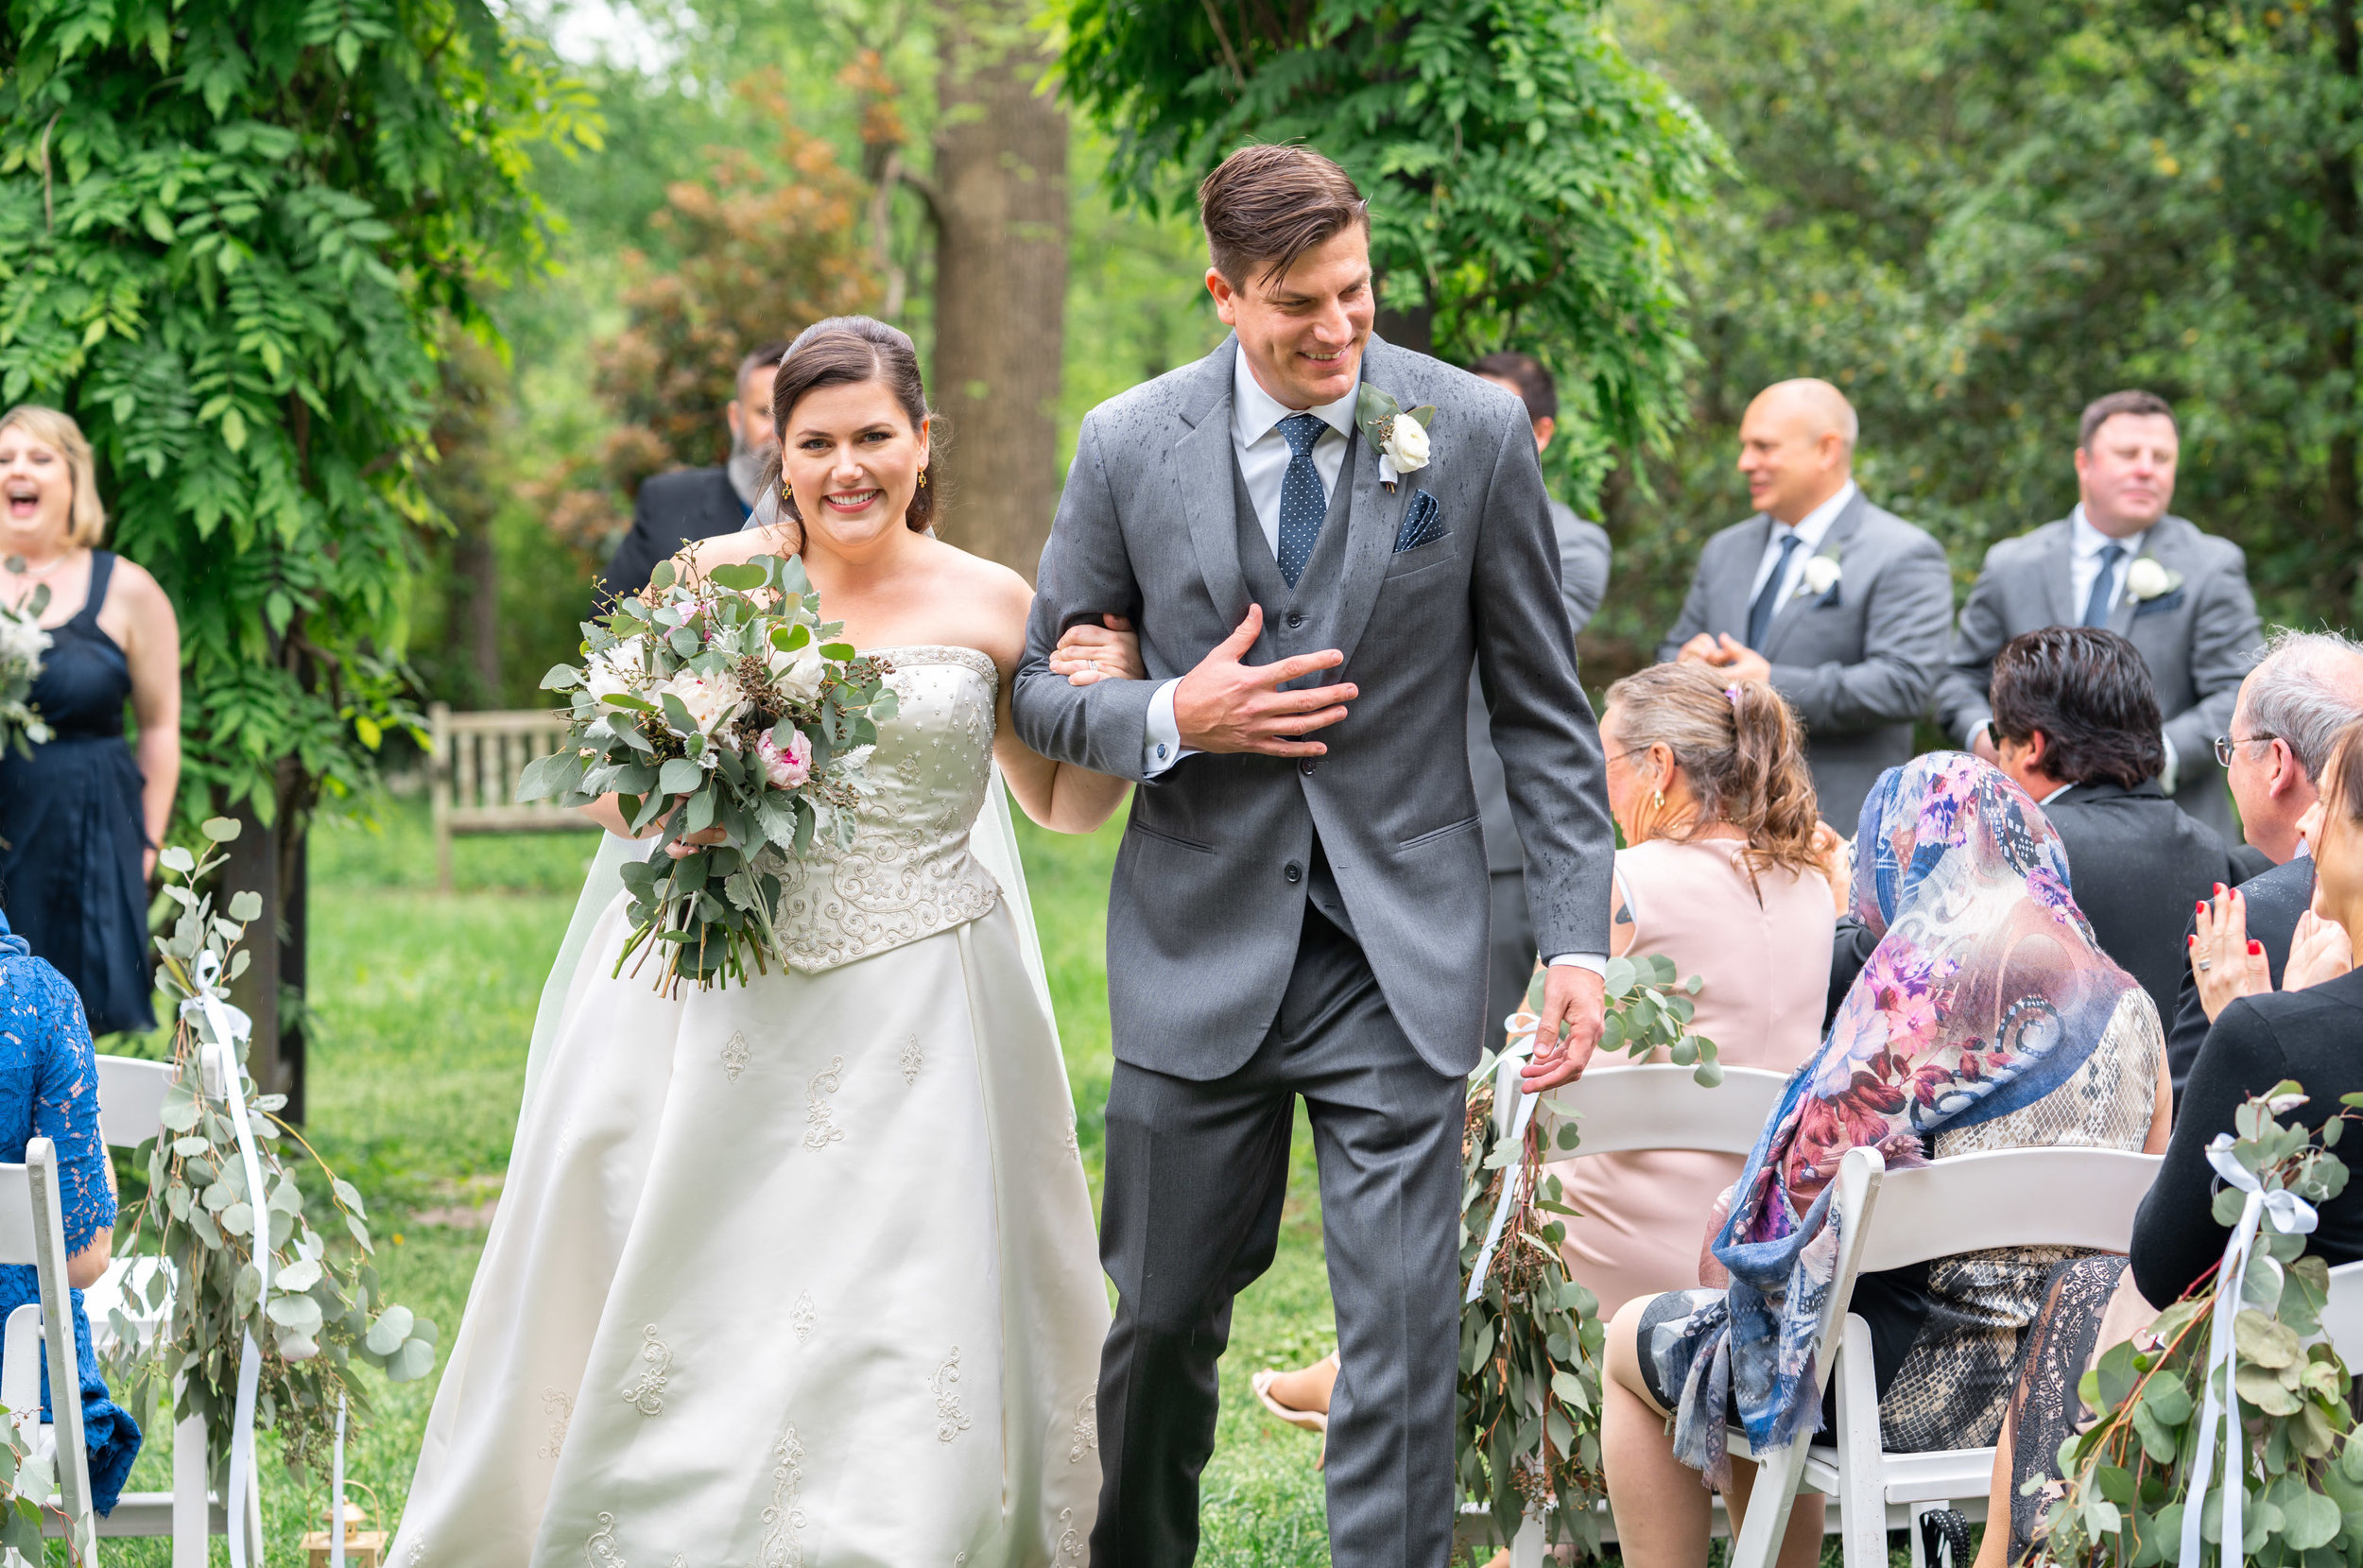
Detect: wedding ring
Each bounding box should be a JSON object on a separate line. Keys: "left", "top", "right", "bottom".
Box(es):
{"left": 2198, "top": 956, "right": 2214, "bottom": 971}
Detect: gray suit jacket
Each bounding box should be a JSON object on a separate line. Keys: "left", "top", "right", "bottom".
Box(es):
{"left": 1933, "top": 514, "right": 2263, "bottom": 837}
{"left": 1470, "top": 502, "right": 1611, "bottom": 872}
{"left": 1011, "top": 336, "right": 1616, "bottom": 1080}
{"left": 1656, "top": 491, "right": 1952, "bottom": 835}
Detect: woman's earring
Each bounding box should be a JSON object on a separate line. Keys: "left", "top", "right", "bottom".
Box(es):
{"left": 1652, "top": 790, "right": 1665, "bottom": 811}
{"left": 919, "top": 469, "right": 929, "bottom": 490}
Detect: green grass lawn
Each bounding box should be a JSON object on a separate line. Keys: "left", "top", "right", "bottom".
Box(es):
{"left": 95, "top": 796, "right": 1340, "bottom": 1561}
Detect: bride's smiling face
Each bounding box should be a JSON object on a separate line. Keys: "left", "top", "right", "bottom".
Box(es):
{"left": 781, "top": 381, "right": 930, "bottom": 554}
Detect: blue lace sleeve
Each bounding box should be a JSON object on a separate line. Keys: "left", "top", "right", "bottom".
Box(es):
{"left": 28, "top": 968, "right": 112, "bottom": 1255}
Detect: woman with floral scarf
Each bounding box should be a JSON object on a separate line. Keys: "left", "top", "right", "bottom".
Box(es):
{"left": 1598, "top": 752, "right": 2170, "bottom": 1567}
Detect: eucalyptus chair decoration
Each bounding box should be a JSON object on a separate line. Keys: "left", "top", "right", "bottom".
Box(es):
{"left": 2034, "top": 1084, "right": 2363, "bottom": 1567}
{"left": 102, "top": 821, "right": 438, "bottom": 1543}
{"left": 1456, "top": 955, "right": 1721, "bottom": 1555}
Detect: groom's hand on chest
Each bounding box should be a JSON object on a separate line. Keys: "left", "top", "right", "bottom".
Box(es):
{"left": 1173, "top": 604, "right": 1356, "bottom": 758}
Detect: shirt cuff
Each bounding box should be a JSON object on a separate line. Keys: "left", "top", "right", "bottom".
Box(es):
{"left": 2161, "top": 732, "right": 2180, "bottom": 796}
{"left": 1544, "top": 953, "right": 1608, "bottom": 977}
{"left": 1144, "top": 679, "right": 1191, "bottom": 777}
{"left": 1962, "top": 720, "right": 1987, "bottom": 751}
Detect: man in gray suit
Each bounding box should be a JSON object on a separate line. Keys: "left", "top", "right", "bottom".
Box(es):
{"left": 1012, "top": 146, "right": 1615, "bottom": 1566}
{"left": 1659, "top": 379, "right": 1952, "bottom": 834}
{"left": 1463, "top": 350, "right": 1613, "bottom": 1032}
{"left": 1935, "top": 389, "right": 2264, "bottom": 838}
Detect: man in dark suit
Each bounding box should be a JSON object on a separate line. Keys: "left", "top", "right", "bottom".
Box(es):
{"left": 2168, "top": 629, "right": 2363, "bottom": 1094}
{"left": 597, "top": 339, "right": 790, "bottom": 601}
{"left": 1659, "top": 378, "right": 1953, "bottom": 834}
{"left": 1463, "top": 351, "right": 1613, "bottom": 1030}
{"left": 1937, "top": 389, "right": 2264, "bottom": 840}
{"left": 1985, "top": 626, "right": 2236, "bottom": 1032}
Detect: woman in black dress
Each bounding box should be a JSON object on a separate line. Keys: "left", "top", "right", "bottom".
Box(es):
{"left": 0, "top": 406, "right": 180, "bottom": 1036}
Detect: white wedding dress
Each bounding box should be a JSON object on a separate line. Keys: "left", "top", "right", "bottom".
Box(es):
{"left": 389, "top": 645, "right": 1109, "bottom": 1566}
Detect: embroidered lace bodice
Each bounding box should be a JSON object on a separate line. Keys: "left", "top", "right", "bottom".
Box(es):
{"left": 771, "top": 645, "right": 1004, "bottom": 972}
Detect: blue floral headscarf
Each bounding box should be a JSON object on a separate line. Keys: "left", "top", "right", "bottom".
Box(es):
{"left": 1654, "top": 752, "right": 2139, "bottom": 1479}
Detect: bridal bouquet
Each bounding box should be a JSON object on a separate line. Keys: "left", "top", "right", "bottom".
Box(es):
{"left": 0, "top": 573, "right": 52, "bottom": 758}
{"left": 519, "top": 550, "right": 897, "bottom": 993}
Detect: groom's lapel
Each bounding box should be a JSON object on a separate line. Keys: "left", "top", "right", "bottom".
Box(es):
{"left": 1170, "top": 337, "right": 1250, "bottom": 628}
{"left": 1329, "top": 336, "right": 1414, "bottom": 671}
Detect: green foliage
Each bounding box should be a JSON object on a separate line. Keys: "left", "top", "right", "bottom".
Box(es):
{"left": 2035, "top": 1082, "right": 2363, "bottom": 1566}
{"left": 1603, "top": 0, "right": 2363, "bottom": 656}
{"left": 1457, "top": 956, "right": 1717, "bottom": 1548}
{"left": 0, "top": 0, "right": 597, "bottom": 825}
{"left": 1055, "top": 0, "right": 1725, "bottom": 507}
{"left": 108, "top": 821, "right": 435, "bottom": 1482}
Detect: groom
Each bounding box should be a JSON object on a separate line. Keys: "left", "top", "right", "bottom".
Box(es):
{"left": 1012, "top": 145, "right": 1615, "bottom": 1565}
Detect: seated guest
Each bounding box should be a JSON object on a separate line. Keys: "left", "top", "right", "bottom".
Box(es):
{"left": 1250, "top": 667, "right": 1836, "bottom": 1447}
{"left": 1546, "top": 663, "right": 1835, "bottom": 1318}
{"left": 1985, "top": 626, "right": 2236, "bottom": 1031}
{"left": 1981, "top": 716, "right": 2363, "bottom": 1567}
{"left": 0, "top": 909, "right": 141, "bottom": 1510}
{"left": 1601, "top": 754, "right": 2169, "bottom": 1568}
{"left": 597, "top": 340, "right": 790, "bottom": 602}
{"left": 2172, "top": 629, "right": 2363, "bottom": 1093}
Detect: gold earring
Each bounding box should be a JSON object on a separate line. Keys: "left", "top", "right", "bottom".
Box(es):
{"left": 1652, "top": 790, "right": 1665, "bottom": 810}
{"left": 919, "top": 470, "right": 929, "bottom": 490}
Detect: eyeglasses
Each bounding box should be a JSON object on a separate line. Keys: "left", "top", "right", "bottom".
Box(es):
{"left": 2214, "top": 732, "right": 2279, "bottom": 767}
{"left": 1984, "top": 719, "right": 2007, "bottom": 751}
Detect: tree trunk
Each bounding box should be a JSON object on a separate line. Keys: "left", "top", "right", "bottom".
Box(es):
{"left": 1375, "top": 300, "right": 1435, "bottom": 357}
{"left": 453, "top": 522, "right": 500, "bottom": 704}
{"left": 219, "top": 773, "right": 308, "bottom": 1122}
{"left": 931, "top": 0, "right": 1068, "bottom": 579}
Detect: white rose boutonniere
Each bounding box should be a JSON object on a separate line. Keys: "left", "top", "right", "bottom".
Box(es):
{"left": 1356, "top": 385, "right": 1437, "bottom": 491}
{"left": 1798, "top": 555, "right": 1843, "bottom": 598}
{"left": 2124, "top": 556, "right": 2182, "bottom": 603}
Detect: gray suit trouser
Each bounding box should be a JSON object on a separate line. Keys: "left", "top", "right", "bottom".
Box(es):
{"left": 1091, "top": 902, "right": 1463, "bottom": 1568}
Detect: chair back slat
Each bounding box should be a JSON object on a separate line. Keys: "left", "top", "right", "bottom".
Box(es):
{"left": 1536, "top": 1064, "right": 1792, "bottom": 1158}
{"left": 27, "top": 1138, "right": 94, "bottom": 1526}
{"left": 2323, "top": 1260, "right": 2363, "bottom": 1360}
{"left": 96, "top": 1055, "right": 175, "bottom": 1148}
{"left": 0, "top": 1163, "right": 34, "bottom": 1267}
{"left": 1849, "top": 1147, "right": 2162, "bottom": 1273}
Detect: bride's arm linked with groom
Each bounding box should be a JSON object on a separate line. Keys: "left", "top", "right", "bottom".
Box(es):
{"left": 1009, "top": 142, "right": 1618, "bottom": 1566}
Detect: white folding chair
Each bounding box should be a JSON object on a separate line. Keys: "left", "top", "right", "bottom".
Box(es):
{"left": 2320, "top": 1258, "right": 2363, "bottom": 1355}
{"left": 1455, "top": 1062, "right": 1795, "bottom": 1565}
{"left": 83, "top": 1054, "right": 246, "bottom": 1561}
{"left": 0, "top": 1137, "right": 100, "bottom": 1564}
{"left": 1726, "top": 1145, "right": 2165, "bottom": 1568}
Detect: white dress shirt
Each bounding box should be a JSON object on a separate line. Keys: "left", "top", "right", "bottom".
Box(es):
{"left": 1744, "top": 479, "right": 1856, "bottom": 617}
{"left": 1138, "top": 352, "right": 1605, "bottom": 979}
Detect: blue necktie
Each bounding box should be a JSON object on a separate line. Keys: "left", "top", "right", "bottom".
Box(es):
{"left": 1274, "top": 413, "right": 1329, "bottom": 589}
{"left": 2082, "top": 543, "right": 2126, "bottom": 627}
{"left": 1746, "top": 532, "right": 1802, "bottom": 650}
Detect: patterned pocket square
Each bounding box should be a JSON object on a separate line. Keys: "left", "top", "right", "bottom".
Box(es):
{"left": 1392, "top": 491, "right": 1445, "bottom": 552}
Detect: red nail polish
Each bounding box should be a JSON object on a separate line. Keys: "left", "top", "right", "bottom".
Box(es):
{"left": 2250, "top": 940, "right": 2265, "bottom": 956}
{"left": 2198, "top": 901, "right": 2208, "bottom": 915}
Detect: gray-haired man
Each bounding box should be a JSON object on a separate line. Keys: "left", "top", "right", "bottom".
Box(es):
{"left": 2168, "top": 629, "right": 2363, "bottom": 1096}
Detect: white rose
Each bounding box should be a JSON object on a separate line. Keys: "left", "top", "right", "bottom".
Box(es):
{"left": 2124, "top": 557, "right": 2173, "bottom": 602}
{"left": 1799, "top": 556, "right": 1844, "bottom": 596}
{"left": 661, "top": 669, "right": 745, "bottom": 740}
{"left": 583, "top": 638, "right": 646, "bottom": 704}
{"left": 768, "top": 642, "right": 827, "bottom": 705}
{"left": 1383, "top": 412, "right": 1431, "bottom": 474}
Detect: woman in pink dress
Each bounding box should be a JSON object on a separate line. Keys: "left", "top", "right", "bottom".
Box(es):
{"left": 1547, "top": 662, "right": 1837, "bottom": 1318}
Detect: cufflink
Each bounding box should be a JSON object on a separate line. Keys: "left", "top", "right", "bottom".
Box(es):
{"left": 1156, "top": 745, "right": 1168, "bottom": 760}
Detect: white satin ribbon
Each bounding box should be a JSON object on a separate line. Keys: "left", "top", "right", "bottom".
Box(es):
{"left": 1465, "top": 1014, "right": 1541, "bottom": 1306}
{"left": 2179, "top": 1134, "right": 2319, "bottom": 1567}
{"left": 180, "top": 951, "right": 267, "bottom": 1568}
{"left": 332, "top": 1391, "right": 347, "bottom": 1568}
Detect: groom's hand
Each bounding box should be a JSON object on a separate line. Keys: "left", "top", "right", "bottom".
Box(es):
{"left": 1174, "top": 605, "right": 1356, "bottom": 757}
{"left": 1521, "top": 965, "right": 1605, "bottom": 1094}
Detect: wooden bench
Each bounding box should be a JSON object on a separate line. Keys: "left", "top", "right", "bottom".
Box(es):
{"left": 427, "top": 703, "right": 597, "bottom": 890}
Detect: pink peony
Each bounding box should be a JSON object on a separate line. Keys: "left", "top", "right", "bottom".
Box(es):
{"left": 759, "top": 727, "right": 813, "bottom": 789}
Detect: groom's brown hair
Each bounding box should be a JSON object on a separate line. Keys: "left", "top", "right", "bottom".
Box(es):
{"left": 1199, "top": 145, "right": 1369, "bottom": 289}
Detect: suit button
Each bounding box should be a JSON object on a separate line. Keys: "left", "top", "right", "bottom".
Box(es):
{"left": 1299, "top": 759, "right": 1318, "bottom": 776}
{"left": 1284, "top": 861, "right": 1303, "bottom": 885}
{"left": 1285, "top": 609, "right": 1305, "bottom": 629}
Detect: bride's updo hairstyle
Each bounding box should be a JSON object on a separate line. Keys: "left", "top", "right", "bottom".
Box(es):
{"left": 1601, "top": 662, "right": 1820, "bottom": 876}
{"left": 767, "top": 315, "right": 939, "bottom": 534}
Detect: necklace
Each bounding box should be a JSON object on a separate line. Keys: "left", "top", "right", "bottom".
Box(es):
{"left": 4, "top": 549, "right": 74, "bottom": 580}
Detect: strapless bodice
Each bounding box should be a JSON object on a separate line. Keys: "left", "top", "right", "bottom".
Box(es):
{"left": 771, "top": 645, "right": 1003, "bottom": 972}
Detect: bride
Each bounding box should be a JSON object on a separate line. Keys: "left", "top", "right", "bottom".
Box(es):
{"left": 390, "top": 317, "right": 1140, "bottom": 1565}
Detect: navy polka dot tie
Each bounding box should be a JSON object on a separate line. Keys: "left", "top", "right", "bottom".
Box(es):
{"left": 1274, "top": 412, "right": 1329, "bottom": 589}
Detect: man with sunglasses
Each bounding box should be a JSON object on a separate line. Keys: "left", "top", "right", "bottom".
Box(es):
{"left": 2168, "top": 629, "right": 2363, "bottom": 1098}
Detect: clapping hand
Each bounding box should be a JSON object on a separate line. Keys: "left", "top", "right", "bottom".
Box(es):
{"left": 2190, "top": 882, "right": 2270, "bottom": 1020}
{"left": 1674, "top": 631, "right": 1769, "bottom": 685}
{"left": 1808, "top": 819, "right": 1853, "bottom": 915}
{"left": 1049, "top": 615, "right": 1146, "bottom": 686}
{"left": 2287, "top": 905, "right": 2355, "bottom": 991}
